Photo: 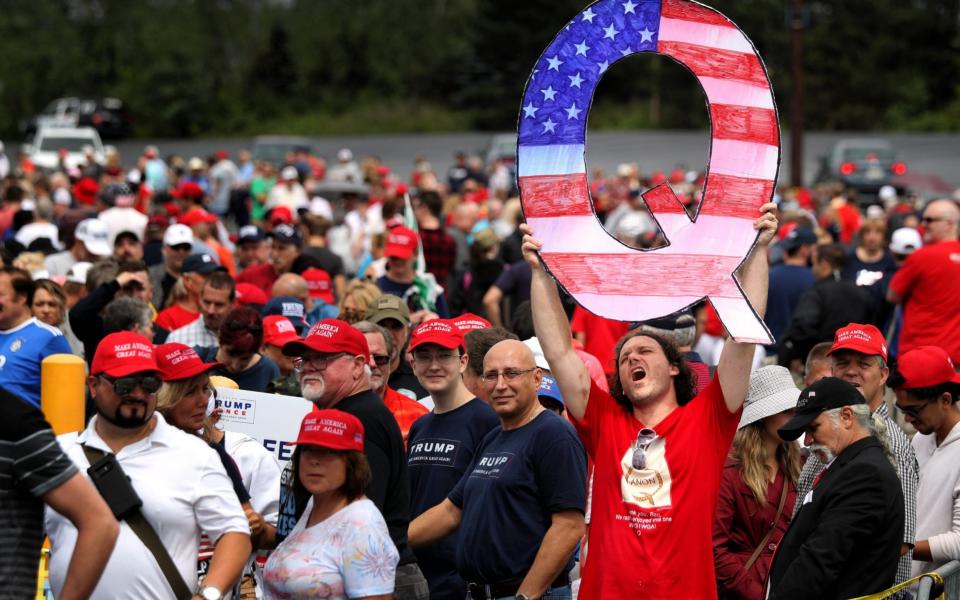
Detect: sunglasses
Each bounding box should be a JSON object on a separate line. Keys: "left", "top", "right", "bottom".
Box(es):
{"left": 896, "top": 401, "right": 933, "bottom": 418}
{"left": 631, "top": 428, "right": 658, "bottom": 469}
{"left": 100, "top": 373, "right": 162, "bottom": 396}
{"left": 371, "top": 354, "right": 391, "bottom": 366}
{"left": 479, "top": 367, "right": 536, "bottom": 385}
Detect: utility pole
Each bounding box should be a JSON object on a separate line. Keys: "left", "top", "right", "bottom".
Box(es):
{"left": 789, "top": 0, "right": 806, "bottom": 188}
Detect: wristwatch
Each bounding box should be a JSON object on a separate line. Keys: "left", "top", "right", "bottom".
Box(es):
{"left": 199, "top": 586, "right": 223, "bottom": 600}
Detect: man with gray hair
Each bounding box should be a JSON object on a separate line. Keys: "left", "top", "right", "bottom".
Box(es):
{"left": 353, "top": 319, "right": 427, "bottom": 445}
{"left": 769, "top": 377, "right": 904, "bottom": 598}
{"left": 793, "top": 323, "right": 918, "bottom": 592}
{"left": 102, "top": 297, "right": 155, "bottom": 340}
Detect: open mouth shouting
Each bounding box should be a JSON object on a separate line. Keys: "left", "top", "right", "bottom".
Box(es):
{"left": 631, "top": 366, "right": 647, "bottom": 382}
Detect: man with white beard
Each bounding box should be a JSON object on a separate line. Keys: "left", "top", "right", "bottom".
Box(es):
{"left": 277, "top": 318, "right": 430, "bottom": 600}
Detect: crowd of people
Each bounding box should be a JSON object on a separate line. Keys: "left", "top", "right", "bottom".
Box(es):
{"left": 2, "top": 141, "right": 960, "bottom": 600}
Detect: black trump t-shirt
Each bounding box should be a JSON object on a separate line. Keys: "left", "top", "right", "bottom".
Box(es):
{"left": 407, "top": 398, "right": 500, "bottom": 599}
{"left": 449, "top": 410, "right": 587, "bottom": 584}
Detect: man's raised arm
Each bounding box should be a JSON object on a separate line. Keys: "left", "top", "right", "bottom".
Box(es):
{"left": 717, "top": 203, "right": 778, "bottom": 412}
{"left": 521, "top": 223, "right": 591, "bottom": 421}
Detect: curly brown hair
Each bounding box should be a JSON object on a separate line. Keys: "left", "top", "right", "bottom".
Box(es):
{"left": 608, "top": 329, "right": 696, "bottom": 413}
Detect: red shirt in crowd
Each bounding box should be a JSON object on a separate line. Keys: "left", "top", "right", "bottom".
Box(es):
{"left": 889, "top": 239, "right": 960, "bottom": 363}
{"left": 155, "top": 304, "right": 199, "bottom": 331}
{"left": 571, "top": 376, "right": 739, "bottom": 600}
{"left": 382, "top": 387, "right": 428, "bottom": 448}
{"left": 570, "top": 306, "right": 629, "bottom": 376}
{"left": 236, "top": 263, "right": 280, "bottom": 291}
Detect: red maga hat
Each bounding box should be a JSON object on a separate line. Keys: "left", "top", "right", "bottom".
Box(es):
{"left": 409, "top": 318, "right": 464, "bottom": 352}
{"left": 828, "top": 323, "right": 888, "bottom": 362}
{"left": 263, "top": 315, "right": 302, "bottom": 348}
{"left": 175, "top": 181, "right": 205, "bottom": 200}
{"left": 282, "top": 318, "right": 370, "bottom": 359}
{"left": 236, "top": 283, "right": 269, "bottom": 306}
{"left": 92, "top": 332, "right": 159, "bottom": 377}
{"left": 895, "top": 346, "right": 960, "bottom": 389}
{"left": 384, "top": 226, "right": 419, "bottom": 260}
{"left": 295, "top": 409, "right": 364, "bottom": 452}
{"left": 178, "top": 208, "right": 218, "bottom": 227}
{"left": 451, "top": 313, "right": 491, "bottom": 333}
{"left": 302, "top": 267, "right": 335, "bottom": 303}
{"left": 155, "top": 343, "right": 222, "bottom": 382}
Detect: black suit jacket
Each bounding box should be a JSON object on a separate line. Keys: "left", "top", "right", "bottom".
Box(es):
{"left": 768, "top": 436, "right": 904, "bottom": 599}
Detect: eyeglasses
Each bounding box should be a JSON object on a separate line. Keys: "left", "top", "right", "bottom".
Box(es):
{"left": 294, "top": 353, "right": 351, "bottom": 371}
{"left": 631, "top": 428, "right": 658, "bottom": 469}
{"left": 922, "top": 216, "right": 952, "bottom": 224}
{"left": 371, "top": 354, "right": 391, "bottom": 366}
{"left": 896, "top": 401, "right": 933, "bottom": 418}
{"left": 479, "top": 367, "right": 536, "bottom": 385}
{"left": 99, "top": 373, "right": 163, "bottom": 396}
{"left": 412, "top": 351, "right": 460, "bottom": 365}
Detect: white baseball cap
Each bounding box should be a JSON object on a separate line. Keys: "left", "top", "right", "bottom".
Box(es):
{"left": 66, "top": 262, "right": 93, "bottom": 285}
{"left": 281, "top": 166, "right": 299, "bottom": 180}
{"left": 163, "top": 223, "right": 194, "bottom": 247}
{"left": 890, "top": 227, "right": 923, "bottom": 255}
{"left": 75, "top": 219, "right": 112, "bottom": 257}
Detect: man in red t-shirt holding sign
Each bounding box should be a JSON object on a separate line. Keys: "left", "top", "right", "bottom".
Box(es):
{"left": 521, "top": 204, "right": 777, "bottom": 600}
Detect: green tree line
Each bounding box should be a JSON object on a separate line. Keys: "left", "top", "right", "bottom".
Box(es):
{"left": 0, "top": 0, "right": 956, "bottom": 138}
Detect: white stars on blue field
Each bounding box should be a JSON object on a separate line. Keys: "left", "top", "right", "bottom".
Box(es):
{"left": 519, "top": 0, "right": 662, "bottom": 146}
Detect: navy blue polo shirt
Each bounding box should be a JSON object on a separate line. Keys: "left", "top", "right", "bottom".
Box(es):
{"left": 448, "top": 410, "right": 587, "bottom": 584}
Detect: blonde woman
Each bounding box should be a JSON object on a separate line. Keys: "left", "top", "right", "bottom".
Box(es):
{"left": 338, "top": 279, "right": 381, "bottom": 324}
{"left": 714, "top": 366, "right": 801, "bottom": 599}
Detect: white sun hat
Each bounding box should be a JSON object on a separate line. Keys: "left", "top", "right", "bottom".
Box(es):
{"left": 738, "top": 365, "right": 801, "bottom": 429}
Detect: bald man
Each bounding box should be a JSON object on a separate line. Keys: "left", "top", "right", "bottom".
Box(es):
{"left": 888, "top": 199, "right": 960, "bottom": 362}
{"left": 409, "top": 340, "right": 586, "bottom": 600}
{"left": 272, "top": 272, "right": 338, "bottom": 326}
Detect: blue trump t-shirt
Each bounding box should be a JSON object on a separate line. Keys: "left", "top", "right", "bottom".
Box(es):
{"left": 407, "top": 398, "right": 500, "bottom": 599}
{"left": 448, "top": 409, "right": 587, "bottom": 584}
{"left": 0, "top": 318, "right": 72, "bottom": 407}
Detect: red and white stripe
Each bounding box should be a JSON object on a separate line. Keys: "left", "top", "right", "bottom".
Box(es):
{"left": 519, "top": 0, "right": 778, "bottom": 343}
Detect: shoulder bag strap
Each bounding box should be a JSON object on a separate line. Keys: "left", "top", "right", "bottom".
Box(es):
{"left": 82, "top": 445, "right": 194, "bottom": 600}
{"left": 744, "top": 476, "right": 790, "bottom": 572}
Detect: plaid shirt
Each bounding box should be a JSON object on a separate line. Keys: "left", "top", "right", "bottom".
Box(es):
{"left": 794, "top": 403, "right": 918, "bottom": 591}
{"left": 418, "top": 227, "right": 457, "bottom": 287}
{"left": 166, "top": 317, "right": 218, "bottom": 348}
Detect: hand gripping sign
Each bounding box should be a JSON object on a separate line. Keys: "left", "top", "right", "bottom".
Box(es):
{"left": 518, "top": 0, "right": 779, "bottom": 344}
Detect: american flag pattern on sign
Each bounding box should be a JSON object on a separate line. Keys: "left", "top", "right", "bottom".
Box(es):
{"left": 518, "top": 0, "right": 779, "bottom": 344}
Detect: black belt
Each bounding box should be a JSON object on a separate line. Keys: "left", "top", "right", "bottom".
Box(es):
{"left": 466, "top": 574, "right": 569, "bottom": 599}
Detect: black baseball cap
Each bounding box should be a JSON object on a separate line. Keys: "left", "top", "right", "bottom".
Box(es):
{"left": 269, "top": 224, "right": 302, "bottom": 247}
{"left": 780, "top": 226, "right": 817, "bottom": 251}
{"left": 181, "top": 253, "right": 226, "bottom": 275}
{"left": 238, "top": 225, "right": 266, "bottom": 244}
{"left": 777, "top": 377, "right": 866, "bottom": 441}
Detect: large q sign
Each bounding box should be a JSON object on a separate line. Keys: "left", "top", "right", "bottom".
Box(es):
{"left": 518, "top": 0, "right": 779, "bottom": 344}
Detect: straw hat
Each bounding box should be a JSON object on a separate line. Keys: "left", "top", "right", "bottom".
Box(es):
{"left": 738, "top": 366, "right": 801, "bottom": 429}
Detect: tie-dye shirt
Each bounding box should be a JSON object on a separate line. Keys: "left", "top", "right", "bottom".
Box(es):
{"left": 263, "top": 498, "right": 398, "bottom": 599}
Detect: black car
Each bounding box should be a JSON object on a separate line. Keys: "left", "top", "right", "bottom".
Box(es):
{"left": 814, "top": 138, "right": 906, "bottom": 197}
{"left": 21, "top": 97, "right": 133, "bottom": 139}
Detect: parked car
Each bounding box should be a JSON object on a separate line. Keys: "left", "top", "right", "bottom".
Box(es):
{"left": 21, "top": 97, "right": 132, "bottom": 139}
{"left": 252, "top": 135, "right": 313, "bottom": 166}
{"left": 26, "top": 127, "right": 105, "bottom": 172}
{"left": 815, "top": 138, "right": 907, "bottom": 197}
{"left": 482, "top": 133, "right": 517, "bottom": 169}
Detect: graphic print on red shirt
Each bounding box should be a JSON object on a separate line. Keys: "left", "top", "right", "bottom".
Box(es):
{"left": 571, "top": 376, "right": 740, "bottom": 600}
